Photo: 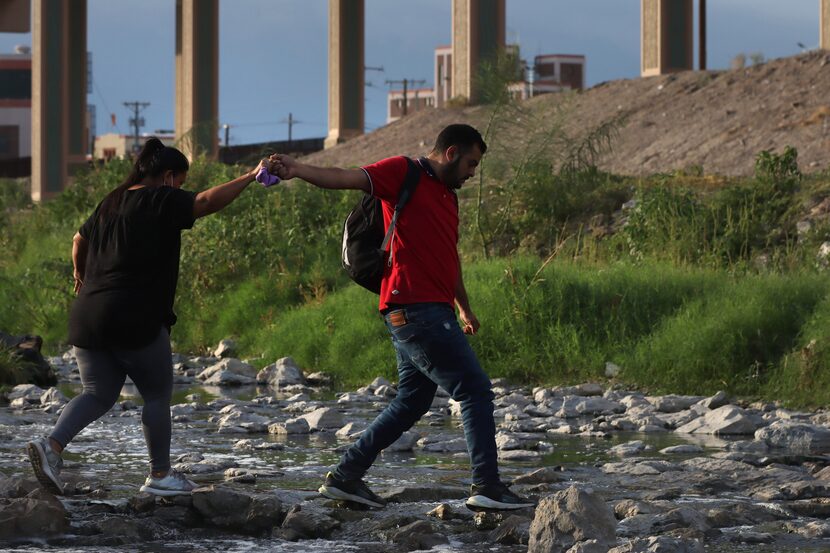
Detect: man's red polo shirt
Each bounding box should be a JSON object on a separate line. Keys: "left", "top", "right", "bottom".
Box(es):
{"left": 361, "top": 156, "right": 459, "bottom": 311}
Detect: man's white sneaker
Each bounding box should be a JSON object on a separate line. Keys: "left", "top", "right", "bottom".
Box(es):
{"left": 139, "top": 468, "right": 197, "bottom": 496}
{"left": 27, "top": 437, "right": 64, "bottom": 495}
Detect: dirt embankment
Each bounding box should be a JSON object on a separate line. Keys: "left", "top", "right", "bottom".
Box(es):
{"left": 305, "top": 51, "right": 830, "bottom": 177}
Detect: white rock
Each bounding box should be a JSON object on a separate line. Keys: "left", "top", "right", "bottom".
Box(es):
{"left": 676, "top": 405, "right": 758, "bottom": 435}
{"left": 336, "top": 422, "right": 366, "bottom": 439}
{"left": 300, "top": 407, "right": 342, "bottom": 431}
{"left": 256, "top": 357, "right": 305, "bottom": 387}
{"left": 647, "top": 394, "right": 704, "bottom": 413}
{"left": 203, "top": 370, "right": 256, "bottom": 386}
{"left": 268, "top": 417, "right": 310, "bottom": 434}
{"left": 7, "top": 384, "right": 44, "bottom": 402}
{"left": 610, "top": 440, "right": 646, "bottom": 457}
{"left": 755, "top": 420, "right": 830, "bottom": 452}
{"left": 198, "top": 358, "right": 256, "bottom": 381}
{"left": 374, "top": 385, "right": 397, "bottom": 398}
{"left": 499, "top": 449, "right": 543, "bottom": 461}
{"left": 213, "top": 339, "right": 236, "bottom": 358}
{"left": 39, "top": 387, "right": 68, "bottom": 405}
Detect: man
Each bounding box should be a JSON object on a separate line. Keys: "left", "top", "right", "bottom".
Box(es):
{"left": 272, "top": 124, "right": 533, "bottom": 511}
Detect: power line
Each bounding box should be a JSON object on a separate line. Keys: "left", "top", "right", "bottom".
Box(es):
{"left": 385, "top": 78, "right": 426, "bottom": 117}
{"left": 123, "top": 101, "right": 150, "bottom": 154}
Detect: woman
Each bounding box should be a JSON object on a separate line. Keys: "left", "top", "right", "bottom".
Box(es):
{"left": 27, "top": 138, "right": 270, "bottom": 496}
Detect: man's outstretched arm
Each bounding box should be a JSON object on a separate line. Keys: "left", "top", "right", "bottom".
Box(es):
{"left": 270, "top": 154, "right": 370, "bottom": 193}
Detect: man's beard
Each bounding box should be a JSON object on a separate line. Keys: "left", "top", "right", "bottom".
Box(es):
{"left": 445, "top": 157, "right": 463, "bottom": 189}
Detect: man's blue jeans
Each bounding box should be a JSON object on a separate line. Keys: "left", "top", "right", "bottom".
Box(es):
{"left": 333, "top": 302, "right": 500, "bottom": 486}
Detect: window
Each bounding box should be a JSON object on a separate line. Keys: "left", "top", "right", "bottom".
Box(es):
{"left": 0, "top": 126, "right": 19, "bottom": 159}
{"left": 0, "top": 69, "right": 31, "bottom": 100}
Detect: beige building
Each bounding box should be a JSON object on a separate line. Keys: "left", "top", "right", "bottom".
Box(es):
{"left": 94, "top": 133, "right": 176, "bottom": 161}
{"left": 386, "top": 88, "right": 435, "bottom": 124}
{"left": 509, "top": 54, "right": 586, "bottom": 100}
{"left": 0, "top": 51, "right": 32, "bottom": 161}
{"left": 389, "top": 47, "right": 586, "bottom": 122}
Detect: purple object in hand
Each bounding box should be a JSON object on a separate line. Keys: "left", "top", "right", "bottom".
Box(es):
{"left": 256, "top": 166, "right": 280, "bottom": 187}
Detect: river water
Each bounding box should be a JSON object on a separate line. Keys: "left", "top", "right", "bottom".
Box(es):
{"left": 2, "top": 382, "right": 829, "bottom": 552}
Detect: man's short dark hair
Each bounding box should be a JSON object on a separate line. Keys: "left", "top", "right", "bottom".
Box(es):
{"left": 433, "top": 124, "right": 487, "bottom": 155}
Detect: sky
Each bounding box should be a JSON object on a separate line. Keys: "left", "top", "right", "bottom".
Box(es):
{"left": 0, "top": 0, "right": 822, "bottom": 145}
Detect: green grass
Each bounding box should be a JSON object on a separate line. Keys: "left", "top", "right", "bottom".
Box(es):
{"left": 3, "top": 149, "right": 830, "bottom": 407}
{"left": 185, "top": 255, "right": 830, "bottom": 407}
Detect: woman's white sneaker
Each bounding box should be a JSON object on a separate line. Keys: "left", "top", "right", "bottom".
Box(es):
{"left": 27, "top": 438, "right": 64, "bottom": 495}
{"left": 139, "top": 468, "right": 197, "bottom": 496}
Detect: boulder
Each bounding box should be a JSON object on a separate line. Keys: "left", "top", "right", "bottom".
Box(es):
{"left": 0, "top": 476, "right": 40, "bottom": 499}
{"left": 528, "top": 485, "right": 617, "bottom": 553}
{"left": 204, "top": 370, "right": 256, "bottom": 386}
{"left": 513, "top": 467, "right": 565, "bottom": 485}
{"left": 268, "top": 418, "right": 310, "bottom": 435}
{"left": 304, "top": 371, "right": 332, "bottom": 386}
{"left": 256, "top": 357, "right": 305, "bottom": 387}
{"left": 277, "top": 504, "right": 340, "bottom": 540}
{"left": 755, "top": 420, "right": 830, "bottom": 452}
{"left": 608, "top": 536, "right": 705, "bottom": 552}
{"left": 699, "top": 391, "right": 730, "bottom": 410}
{"left": 567, "top": 540, "right": 613, "bottom": 553}
{"left": 610, "top": 440, "right": 646, "bottom": 457}
{"left": 0, "top": 488, "right": 68, "bottom": 540}
{"left": 213, "top": 339, "right": 237, "bottom": 358}
{"left": 300, "top": 407, "right": 342, "bottom": 431}
{"left": 336, "top": 422, "right": 367, "bottom": 439}
{"left": 198, "top": 358, "right": 257, "bottom": 385}
{"left": 7, "top": 384, "right": 44, "bottom": 402}
{"left": 488, "top": 514, "right": 531, "bottom": 545}
{"left": 39, "top": 387, "right": 68, "bottom": 406}
{"left": 675, "top": 405, "right": 757, "bottom": 435}
{"left": 647, "top": 395, "right": 704, "bottom": 413}
{"left": 389, "top": 520, "right": 449, "bottom": 550}
{"left": 191, "top": 485, "right": 282, "bottom": 533}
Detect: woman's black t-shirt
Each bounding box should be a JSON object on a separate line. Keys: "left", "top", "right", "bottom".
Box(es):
{"left": 68, "top": 186, "right": 197, "bottom": 349}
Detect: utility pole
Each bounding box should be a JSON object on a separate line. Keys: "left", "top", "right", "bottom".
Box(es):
{"left": 222, "top": 124, "right": 230, "bottom": 148}
{"left": 123, "top": 101, "right": 150, "bottom": 155}
{"left": 385, "top": 78, "right": 426, "bottom": 117}
{"left": 279, "top": 113, "right": 301, "bottom": 146}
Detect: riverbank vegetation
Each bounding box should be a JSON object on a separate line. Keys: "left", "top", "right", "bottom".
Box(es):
{"left": 2, "top": 133, "right": 830, "bottom": 406}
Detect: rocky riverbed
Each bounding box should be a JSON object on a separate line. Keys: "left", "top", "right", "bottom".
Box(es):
{"left": 3, "top": 347, "right": 830, "bottom": 552}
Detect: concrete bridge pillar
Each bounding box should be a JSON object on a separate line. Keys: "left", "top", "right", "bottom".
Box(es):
{"left": 0, "top": 0, "right": 29, "bottom": 32}
{"left": 641, "top": 0, "right": 694, "bottom": 77}
{"left": 325, "top": 0, "right": 364, "bottom": 149}
{"left": 175, "top": 0, "right": 219, "bottom": 159}
{"left": 31, "top": 0, "right": 87, "bottom": 202}
{"left": 822, "top": 0, "right": 830, "bottom": 50}
{"left": 451, "top": 0, "right": 505, "bottom": 102}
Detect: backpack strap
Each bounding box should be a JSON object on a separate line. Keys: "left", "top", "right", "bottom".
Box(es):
{"left": 380, "top": 157, "right": 421, "bottom": 255}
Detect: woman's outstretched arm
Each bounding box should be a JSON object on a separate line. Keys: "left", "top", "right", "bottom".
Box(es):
{"left": 192, "top": 159, "right": 267, "bottom": 219}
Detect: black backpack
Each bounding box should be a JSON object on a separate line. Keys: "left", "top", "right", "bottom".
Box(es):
{"left": 341, "top": 157, "right": 421, "bottom": 293}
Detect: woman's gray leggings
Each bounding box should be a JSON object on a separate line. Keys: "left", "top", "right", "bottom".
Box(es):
{"left": 49, "top": 329, "right": 174, "bottom": 473}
